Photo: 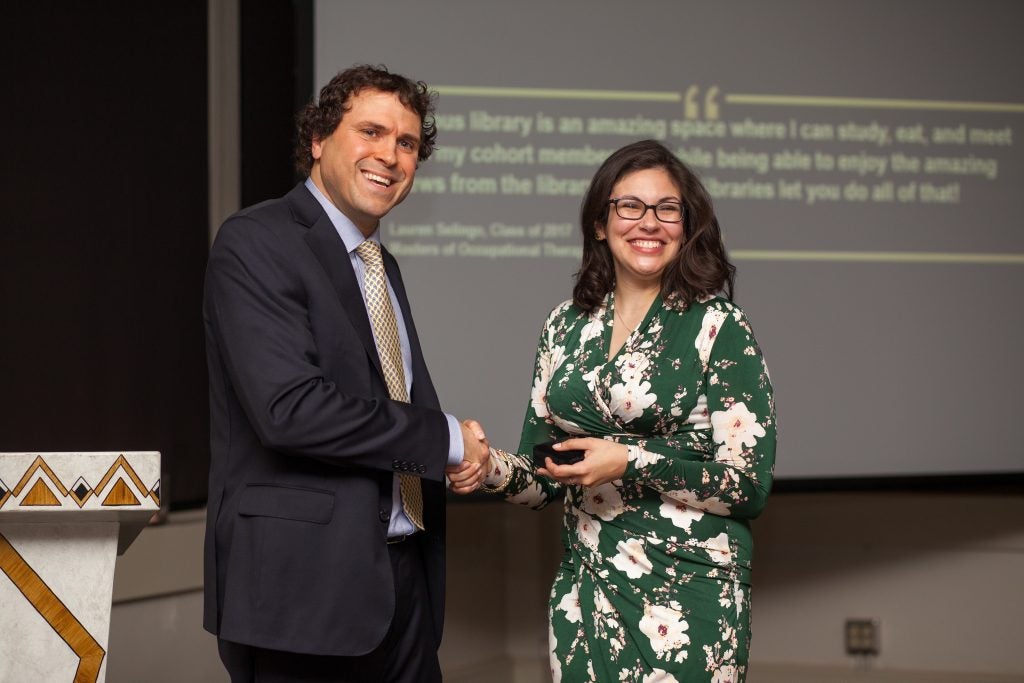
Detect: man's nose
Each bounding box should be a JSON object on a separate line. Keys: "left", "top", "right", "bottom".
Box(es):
{"left": 375, "top": 139, "right": 398, "bottom": 165}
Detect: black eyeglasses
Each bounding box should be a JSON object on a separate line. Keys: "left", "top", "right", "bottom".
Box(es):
{"left": 608, "top": 197, "right": 684, "bottom": 223}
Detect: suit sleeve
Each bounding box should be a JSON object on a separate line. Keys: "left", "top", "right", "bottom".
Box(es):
{"left": 204, "top": 214, "right": 450, "bottom": 480}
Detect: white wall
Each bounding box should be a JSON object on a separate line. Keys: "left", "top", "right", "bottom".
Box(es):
{"left": 106, "top": 493, "right": 1024, "bottom": 682}
{"left": 748, "top": 492, "right": 1024, "bottom": 681}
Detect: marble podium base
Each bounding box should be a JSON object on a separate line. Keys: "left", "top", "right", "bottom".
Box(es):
{"left": 0, "top": 451, "right": 160, "bottom": 683}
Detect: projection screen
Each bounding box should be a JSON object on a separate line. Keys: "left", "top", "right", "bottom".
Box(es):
{"left": 312, "top": 0, "right": 1024, "bottom": 479}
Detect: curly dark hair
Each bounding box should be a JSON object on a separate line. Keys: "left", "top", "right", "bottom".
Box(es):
{"left": 573, "top": 139, "right": 736, "bottom": 312}
{"left": 294, "top": 64, "right": 438, "bottom": 175}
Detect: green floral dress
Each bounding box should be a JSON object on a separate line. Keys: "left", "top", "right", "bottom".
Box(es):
{"left": 484, "top": 292, "right": 776, "bottom": 683}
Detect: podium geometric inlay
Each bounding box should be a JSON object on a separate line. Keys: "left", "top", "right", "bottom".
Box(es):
{"left": 71, "top": 478, "right": 93, "bottom": 508}
{"left": 101, "top": 479, "right": 140, "bottom": 507}
{"left": 20, "top": 479, "right": 61, "bottom": 507}
{"left": 1, "top": 451, "right": 161, "bottom": 683}
{"left": 0, "top": 533, "right": 106, "bottom": 683}
{"left": 0, "top": 454, "right": 159, "bottom": 512}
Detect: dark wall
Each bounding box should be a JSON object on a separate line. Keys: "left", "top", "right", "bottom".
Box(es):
{"left": 240, "top": 0, "right": 313, "bottom": 205}
{"left": 1, "top": 2, "right": 210, "bottom": 508}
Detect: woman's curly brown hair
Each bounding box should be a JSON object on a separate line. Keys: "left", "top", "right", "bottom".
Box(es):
{"left": 573, "top": 139, "right": 736, "bottom": 312}
{"left": 294, "top": 64, "right": 437, "bottom": 175}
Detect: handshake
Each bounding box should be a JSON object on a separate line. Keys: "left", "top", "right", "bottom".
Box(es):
{"left": 445, "top": 419, "right": 490, "bottom": 494}
{"left": 444, "top": 421, "right": 629, "bottom": 494}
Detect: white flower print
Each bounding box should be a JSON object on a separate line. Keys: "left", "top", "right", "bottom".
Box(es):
{"left": 663, "top": 488, "right": 732, "bottom": 517}
{"left": 639, "top": 601, "right": 690, "bottom": 655}
{"left": 555, "top": 582, "right": 581, "bottom": 623}
{"left": 627, "top": 444, "right": 664, "bottom": 468}
{"left": 685, "top": 394, "right": 710, "bottom": 429}
{"left": 617, "top": 351, "right": 651, "bottom": 383}
{"left": 582, "top": 483, "right": 625, "bottom": 521}
{"left": 593, "top": 586, "right": 624, "bottom": 654}
{"left": 548, "top": 619, "right": 562, "bottom": 683}
{"left": 695, "top": 308, "right": 729, "bottom": 368}
{"left": 710, "top": 401, "right": 765, "bottom": 466}
{"left": 575, "top": 509, "right": 602, "bottom": 552}
{"left": 580, "top": 316, "right": 604, "bottom": 343}
{"left": 609, "top": 380, "right": 657, "bottom": 423}
{"left": 711, "top": 664, "right": 738, "bottom": 683}
{"left": 507, "top": 479, "right": 545, "bottom": 507}
{"left": 531, "top": 343, "right": 567, "bottom": 419}
{"left": 643, "top": 669, "right": 681, "bottom": 683}
{"left": 611, "top": 537, "right": 653, "bottom": 578}
{"left": 699, "top": 532, "right": 734, "bottom": 566}
{"left": 531, "top": 378, "right": 550, "bottom": 419}
{"left": 594, "top": 585, "right": 617, "bottom": 616}
{"left": 482, "top": 454, "right": 510, "bottom": 489}
{"left": 550, "top": 411, "right": 584, "bottom": 435}
{"left": 658, "top": 493, "right": 704, "bottom": 531}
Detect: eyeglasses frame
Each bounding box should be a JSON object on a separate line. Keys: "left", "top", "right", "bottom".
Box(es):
{"left": 607, "top": 197, "right": 684, "bottom": 223}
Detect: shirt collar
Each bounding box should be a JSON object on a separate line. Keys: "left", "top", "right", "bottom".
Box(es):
{"left": 304, "top": 177, "right": 380, "bottom": 254}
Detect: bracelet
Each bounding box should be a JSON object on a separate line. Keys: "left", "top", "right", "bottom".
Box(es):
{"left": 479, "top": 447, "right": 514, "bottom": 494}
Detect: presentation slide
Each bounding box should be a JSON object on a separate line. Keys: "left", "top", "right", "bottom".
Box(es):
{"left": 314, "top": 0, "right": 1024, "bottom": 479}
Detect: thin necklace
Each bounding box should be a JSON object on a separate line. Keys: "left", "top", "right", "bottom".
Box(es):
{"left": 615, "top": 309, "right": 637, "bottom": 334}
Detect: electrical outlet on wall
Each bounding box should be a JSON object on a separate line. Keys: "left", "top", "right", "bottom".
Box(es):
{"left": 845, "top": 618, "right": 880, "bottom": 656}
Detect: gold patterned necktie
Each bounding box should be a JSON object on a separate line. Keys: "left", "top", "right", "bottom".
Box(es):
{"left": 354, "top": 240, "right": 425, "bottom": 531}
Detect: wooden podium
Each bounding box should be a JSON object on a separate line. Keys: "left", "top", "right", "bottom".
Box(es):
{"left": 0, "top": 451, "right": 161, "bottom": 683}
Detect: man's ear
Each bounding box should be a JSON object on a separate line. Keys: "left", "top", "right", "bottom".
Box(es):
{"left": 311, "top": 138, "right": 324, "bottom": 160}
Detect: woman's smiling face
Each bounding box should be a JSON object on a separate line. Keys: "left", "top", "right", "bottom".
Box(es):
{"left": 597, "top": 167, "right": 686, "bottom": 288}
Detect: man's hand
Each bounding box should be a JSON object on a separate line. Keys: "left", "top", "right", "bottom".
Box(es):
{"left": 446, "top": 419, "right": 490, "bottom": 494}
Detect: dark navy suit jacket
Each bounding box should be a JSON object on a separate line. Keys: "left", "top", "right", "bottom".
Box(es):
{"left": 202, "top": 182, "right": 449, "bottom": 656}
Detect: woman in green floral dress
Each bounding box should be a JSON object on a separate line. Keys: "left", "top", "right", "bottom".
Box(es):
{"left": 479, "top": 140, "right": 776, "bottom": 682}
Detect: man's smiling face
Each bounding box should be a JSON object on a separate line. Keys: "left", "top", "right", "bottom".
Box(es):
{"left": 310, "top": 88, "right": 422, "bottom": 236}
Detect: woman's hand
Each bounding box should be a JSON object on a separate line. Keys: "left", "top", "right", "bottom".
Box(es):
{"left": 537, "top": 437, "right": 628, "bottom": 488}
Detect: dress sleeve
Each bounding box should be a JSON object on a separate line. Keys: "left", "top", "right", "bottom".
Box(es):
{"left": 480, "top": 304, "right": 572, "bottom": 509}
{"left": 621, "top": 303, "right": 776, "bottom": 519}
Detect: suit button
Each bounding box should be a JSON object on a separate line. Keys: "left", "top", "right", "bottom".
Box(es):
{"left": 379, "top": 508, "right": 390, "bottom": 523}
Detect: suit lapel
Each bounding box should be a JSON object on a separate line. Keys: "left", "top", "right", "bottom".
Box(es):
{"left": 287, "top": 183, "right": 438, "bottom": 407}
{"left": 291, "top": 185, "right": 385, "bottom": 380}
{"left": 383, "top": 248, "right": 439, "bottom": 409}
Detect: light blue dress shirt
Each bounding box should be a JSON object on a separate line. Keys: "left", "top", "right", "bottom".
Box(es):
{"left": 305, "top": 179, "right": 463, "bottom": 537}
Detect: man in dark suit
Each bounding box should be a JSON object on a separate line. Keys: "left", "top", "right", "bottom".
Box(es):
{"left": 202, "top": 64, "right": 489, "bottom": 682}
